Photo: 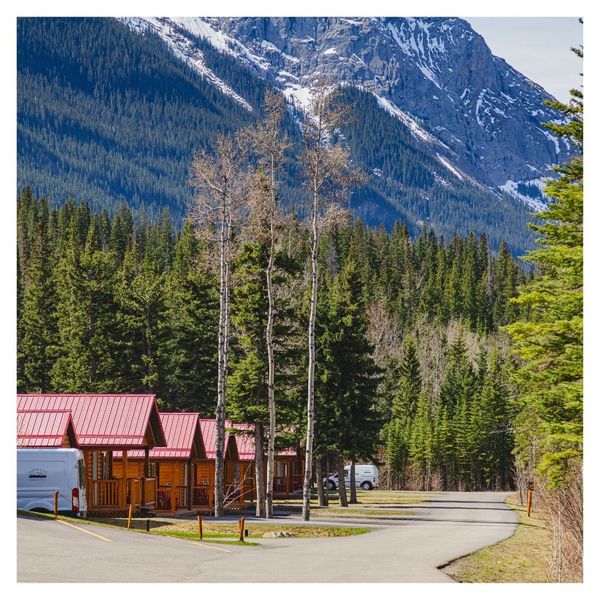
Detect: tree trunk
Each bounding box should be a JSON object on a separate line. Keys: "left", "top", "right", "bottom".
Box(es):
{"left": 265, "top": 191, "right": 276, "bottom": 518}
{"left": 254, "top": 422, "right": 266, "bottom": 517}
{"left": 323, "top": 455, "right": 329, "bottom": 506}
{"left": 214, "top": 194, "right": 231, "bottom": 518}
{"left": 302, "top": 184, "right": 319, "bottom": 522}
{"left": 337, "top": 453, "right": 348, "bottom": 507}
{"left": 349, "top": 460, "right": 358, "bottom": 504}
{"left": 316, "top": 458, "right": 326, "bottom": 507}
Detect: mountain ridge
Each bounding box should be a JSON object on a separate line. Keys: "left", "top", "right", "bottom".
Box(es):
{"left": 17, "top": 17, "right": 568, "bottom": 255}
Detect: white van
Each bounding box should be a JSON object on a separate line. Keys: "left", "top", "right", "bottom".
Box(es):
{"left": 17, "top": 448, "right": 87, "bottom": 518}
{"left": 325, "top": 464, "right": 379, "bottom": 491}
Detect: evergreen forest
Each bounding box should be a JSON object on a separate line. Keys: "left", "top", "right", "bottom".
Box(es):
{"left": 17, "top": 188, "right": 526, "bottom": 491}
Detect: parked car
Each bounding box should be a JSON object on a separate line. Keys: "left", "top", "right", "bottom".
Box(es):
{"left": 17, "top": 448, "right": 87, "bottom": 517}
{"left": 324, "top": 464, "right": 379, "bottom": 491}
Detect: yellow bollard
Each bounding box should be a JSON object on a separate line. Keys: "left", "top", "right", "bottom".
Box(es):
{"left": 53, "top": 491, "right": 59, "bottom": 517}
{"left": 127, "top": 503, "right": 134, "bottom": 529}
{"left": 197, "top": 513, "right": 203, "bottom": 541}
{"left": 238, "top": 517, "right": 245, "bottom": 542}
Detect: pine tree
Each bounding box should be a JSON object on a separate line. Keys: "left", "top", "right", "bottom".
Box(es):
{"left": 392, "top": 336, "right": 422, "bottom": 419}
{"left": 315, "top": 258, "right": 381, "bottom": 504}
{"left": 159, "top": 220, "right": 218, "bottom": 412}
{"left": 18, "top": 197, "right": 57, "bottom": 391}
{"left": 51, "top": 211, "right": 120, "bottom": 391}
{"left": 409, "top": 393, "right": 433, "bottom": 490}
{"left": 505, "top": 56, "right": 583, "bottom": 488}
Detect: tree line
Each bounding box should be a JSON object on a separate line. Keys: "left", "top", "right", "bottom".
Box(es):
{"left": 18, "top": 85, "right": 530, "bottom": 521}
{"left": 17, "top": 188, "right": 525, "bottom": 498}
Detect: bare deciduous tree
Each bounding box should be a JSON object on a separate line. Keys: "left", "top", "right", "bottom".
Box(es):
{"left": 300, "top": 80, "right": 365, "bottom": 521}
{"left": 190, "top": 135, "right": 247, "bottom": 517}
{"left": 240, "top": 91, "right": 290, "bottom": 518}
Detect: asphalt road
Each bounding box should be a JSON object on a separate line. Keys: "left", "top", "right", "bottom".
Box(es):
{"left": 17, "top": 491, "right": 518, "bottom": 583}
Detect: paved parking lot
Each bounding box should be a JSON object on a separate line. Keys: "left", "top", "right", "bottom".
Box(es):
{"left": 18, "top": 491, "right": 518, "bottom": 583}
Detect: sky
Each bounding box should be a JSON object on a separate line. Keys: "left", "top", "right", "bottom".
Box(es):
{"left": 467, "top": 17, "right": 582, "bottom": 103}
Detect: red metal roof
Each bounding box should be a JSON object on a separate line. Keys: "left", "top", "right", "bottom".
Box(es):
{"left": 16, "top": 394, "right": 166, "bottom": 448}
{"left": 114, "top": 413, "right": 204, "bottom": 460}
{"left": 229, "top": 423, "right": 298, "bottom": 460}
{"left": 232, "top": 423, "right": 255, "bottom": 461}
{"left": 17, "top": 409, "right": 78, "bottom": 448}
{"left": 199, "top": 418, "right": 239, "bottom": 460}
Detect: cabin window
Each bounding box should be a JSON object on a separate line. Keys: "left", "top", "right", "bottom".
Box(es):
{"left": 91, "top": 451, "right": 110, "bottom": 480}
{"left": 276, "top": 461, "right": 288, "bottom": 478}
{"left": 148, "top": 462, "right": 158, "bottom": 478}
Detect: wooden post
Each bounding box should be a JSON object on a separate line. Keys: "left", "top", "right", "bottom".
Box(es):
{"left": 146, "top": 519, "right": 150, "bottom": 532}
{"left": 238, "top": 516, "right": 245, "bottom": 542}
{"left": 120, "top": 450, "right": 128, "bottom": 509}
{"left": 53, "top": 490, "right": 59, "bottom": 517}
{"left": 142, "top": 447, "right": 149, "bottom": 507}
{"left": 170, "top": 485, "right": 176, "bottom": 513}
{"left": 187, "top": 460, "right": 193, "bottom": 510}
{"left": 527, "top": 489, "right": 533, "bottom": 517}
{"left": 127, "top": 503, "right": 133, "bottom": 529}
{"left": 197, "top": 513, "right": 203, "bottom": 541}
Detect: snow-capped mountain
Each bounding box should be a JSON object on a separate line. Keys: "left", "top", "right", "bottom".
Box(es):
{"left": 121, "top": 16, "right": 570, "bottom": 206}
{"left": 18, "top": 17, "right": 572, "bottom": 255}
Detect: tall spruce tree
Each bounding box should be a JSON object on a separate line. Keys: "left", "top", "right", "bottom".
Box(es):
{"left": 505, "top": 52, "right": 583, "bottom": 488}
{"left": 159, "top": 220, "right": 218, "bottom": 412}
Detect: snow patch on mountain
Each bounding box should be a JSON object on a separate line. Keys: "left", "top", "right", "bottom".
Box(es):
{"left": 120, "top": 17, "right": 253, "bottom": 111}
{"left": 499, "top": 179, "right": 548, "bottom": 211}
{"left": 436, "top": 154, "right": 464, "bottom": 181}
{"left": 374, "top": 94, "right": 445, "bottom": 148}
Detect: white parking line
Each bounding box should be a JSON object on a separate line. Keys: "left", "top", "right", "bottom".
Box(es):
{"left": 55, "top": 519, "right": 112, "bottom": 542}
{"left": 164, "top": 535, "right": 234, "bottom": 553}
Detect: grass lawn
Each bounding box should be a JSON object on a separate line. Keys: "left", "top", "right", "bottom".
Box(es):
{"left": 85, "top": 515, "right": 370, "bottom": 539}
{"left": 443, "top": 494, "right": 552, "bottom": 583}
{"left": 147, "top": 520, "right": 370, "bottom": 539}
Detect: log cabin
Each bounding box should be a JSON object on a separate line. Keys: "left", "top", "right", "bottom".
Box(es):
{"left": 197, "top": 418, "right": 245, "bottom": 510}
{"left": 230, "top": 423, "right": 305, "bottom": 498}
{"left": 16, "top": 394, "right": 166, "bottom": 515}
{"left": 113, "top": 412, "right": 206, "bottom": 512}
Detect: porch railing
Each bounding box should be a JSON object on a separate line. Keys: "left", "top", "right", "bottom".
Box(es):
{"left": 88, "top": 479, "right": 120, "bottom": 508}
{"left": 157, "top": 485, "right": 189, "bottom": 512}
{"left": 192, "top": 484, "right": 213, "bottom": 508}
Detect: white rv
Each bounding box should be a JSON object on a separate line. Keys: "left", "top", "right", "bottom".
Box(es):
{"left": 325, "top": 464, "right": 379, "bottom": 491}
{"left": 17, "top": 448, "right": 87, "bottom": 517}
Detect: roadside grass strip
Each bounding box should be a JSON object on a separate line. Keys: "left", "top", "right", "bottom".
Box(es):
{"left": 151, "top": 529, "right": 257, "bottom": 547}
{"left": 442, "top": 494, "right": 552, "bottom": 583}
{"left": 54, "top": 518, "right": 112, "bottom": 541}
